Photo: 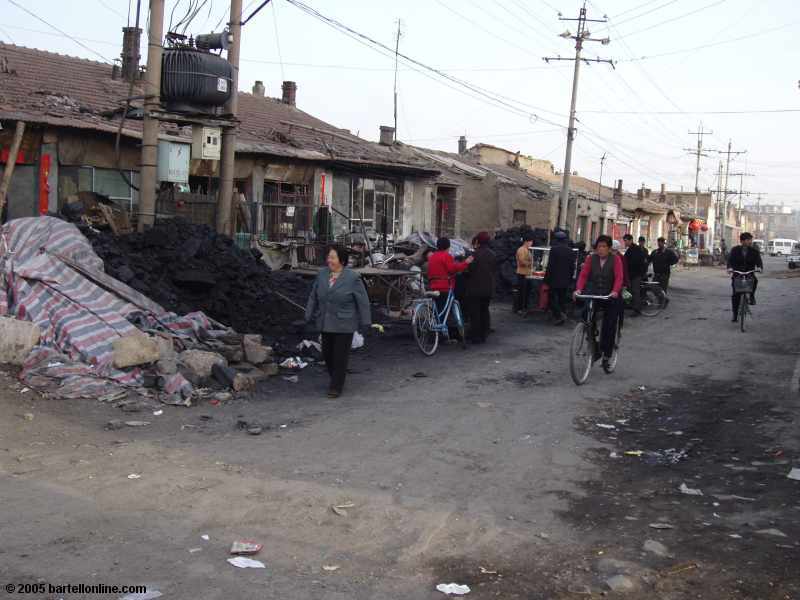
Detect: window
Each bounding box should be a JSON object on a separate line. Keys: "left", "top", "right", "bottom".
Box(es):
{"left": 513, "top": 210, "right": 527, "bottom": 225}
{"left": 590, "top": 220, "right": 598, "bottom": 242}
{"left": 58, "top": 166, "right": 136, "bottom": 211}
{"left": 578, "top": 216, "right": 589, "bottom": 242}
{"left": 351, "top": 178, "right": 399, "bottom": 240}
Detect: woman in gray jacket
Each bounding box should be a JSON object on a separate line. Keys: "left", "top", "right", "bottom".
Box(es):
{"left": 305, "top": 245, "right": 372, "bottom": 397}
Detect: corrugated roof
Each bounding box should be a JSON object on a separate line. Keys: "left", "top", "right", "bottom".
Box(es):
{"left": 0, "top": 42, "right": 434, "bottom": 174}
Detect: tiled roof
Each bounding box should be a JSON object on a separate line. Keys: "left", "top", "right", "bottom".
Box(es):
{"left": 0, "top": 42, "right": 434, "bottom": 173}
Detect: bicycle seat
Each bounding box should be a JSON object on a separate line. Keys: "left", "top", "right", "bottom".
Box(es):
{"left": 424, "top": 291, "right": 441, "bottom": 297}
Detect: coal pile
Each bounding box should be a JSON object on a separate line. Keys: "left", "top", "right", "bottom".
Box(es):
{"left": 489, "top": 226, "right": 549, "bottom": 297}
{"left": 82, "top": 219, "right": 310, "bottom": 336}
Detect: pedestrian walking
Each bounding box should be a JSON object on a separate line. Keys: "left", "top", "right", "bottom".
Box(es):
{"left": 623, "top": 234, "right": 647, "bottom": 316}
{"left": 465, "top": 231, "right": 496, "bottom": 344}
{"left": 649, "top": 237, "right": 678, "bottom": 296}
{"left": 544, "top": 231, "right": 575, "bottom": 325}
{"left": 305, "top": 245, "right": 372, "bottom": 398}
{"left": 638, "top": 235, "right": 649, "bottom": 255}
{"left": 514, "top": 233, "right": 534, "bottom": 314}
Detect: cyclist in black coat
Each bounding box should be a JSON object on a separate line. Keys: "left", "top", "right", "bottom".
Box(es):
{"left": 726, "top": 232, "right": 763, "bottom": 321}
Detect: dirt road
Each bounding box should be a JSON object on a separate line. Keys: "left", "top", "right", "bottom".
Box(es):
{"left": 1, "top": 260, "right": 798, "bottom": 599}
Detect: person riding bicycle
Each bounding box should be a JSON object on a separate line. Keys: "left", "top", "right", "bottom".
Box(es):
{"left": 727, "top": 232, "right": 763, "bottom": 322}
{"left": 574, "top": 235, "right": 624, "bottom": 369}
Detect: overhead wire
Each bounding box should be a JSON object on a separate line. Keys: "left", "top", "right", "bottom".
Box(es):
{"left": 97, "top": 0, "right": 128, "bottom": 20}
{"left": 611, "top": 0, "right": 679, "bottom": 27}
{"left": 615, "top": 0, "right": 729, "bottom": 40}
{"left": 5, "top": 0, "right": 113, "bottom": 62}
{"left": 271, "top": 0, "right": 285, "bottom": 81}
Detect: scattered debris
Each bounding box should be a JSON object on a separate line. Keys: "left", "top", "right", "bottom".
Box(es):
{"left": 648, "top": 522, "right": 675, "bottom": 530}
{"left": 412, "top": 372, "right": 428, "bottom": 378}
{"left": 112, "top": 334, "right": 160, "bottom": 368}
{"left": 678, "top": 482, "right": 703, "bottom": 496}
{"left": 201, "top": 534, "right": 210, "bottom": 541}
{"left": 643, "top": 539, "right": 670, "bottom": 557}
{"left": 0, "top": 316, "right": 41, "bottom": 365}
{"left": 605, "top": 575, "right": 636, "bottom": 592}
{"left": 322, "top": 565, "right": 340, "bottom": 572}
{"left": 351, "top": 331, "right": 365, "bottom": 349}
{"left": 479, "top": 566, "right": 497, "bottom": 575}
{"left": 227, "top": 556, "right": 266, "bottom": 569}
{"left": 787, "top": 468, "right": 800, "bottom": 481}
{"left": 331, "top": 501, "right": 355, "bottom": 517}
{"left": 756, "top": 528, "right": 787, "bottom": 538}
{"left": 124, "top": 420, "right": 150, "bottom": 427}
{"left": 153, "top": 410, "right": 163, "bottom": 416}
{"left": 665, "top": 562, "right": 698, "bottom": 576}
{"left": 188, "top": 547, "right": 202, "bottom": 553}
{"left": 230, "top": 540, "right": 263, "bottom": 555}
{"left": 712, "top": 494, "right": 755, "bottom": 502}
{"left": 127, "top": 473, "right": 141, "bottom": 479}
{"left": 279, "top": 357, "right": 308, "bottom": 369}
{"left": 436, "top": 582, "right": 471, "bottom": 595}
{"left": 21, "top": 413, "right": 34, "bottom": 421}
{"left": 596, "top": 423, "right": 616, "bottom": 430}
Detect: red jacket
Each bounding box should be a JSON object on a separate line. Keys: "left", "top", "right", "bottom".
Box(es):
{"left": 427, "top": 250, "right": 470, "bottom": 292}
{"left": 576, "top": 253, "right": 624, "bottom": 296}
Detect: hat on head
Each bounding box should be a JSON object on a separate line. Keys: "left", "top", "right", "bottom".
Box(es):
{"left": 476, "top": 231, "right": 491, "bottom": 245}
{"left": 554, "top": 231, "right": 568, "bottom": 240}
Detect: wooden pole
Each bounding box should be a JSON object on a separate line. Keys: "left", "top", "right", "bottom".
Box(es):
{"left": 0, "top": 121, "right": 26, "bottom": 220}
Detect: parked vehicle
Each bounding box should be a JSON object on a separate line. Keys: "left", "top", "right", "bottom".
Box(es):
{"left": 785, "top": 242, "right": 800, "bottom": 269}
{"left": 767, "top": 238, "right": 798, "bottom": 256}
{"left": 753, "top": 239, "right": 765, "bottom": 252}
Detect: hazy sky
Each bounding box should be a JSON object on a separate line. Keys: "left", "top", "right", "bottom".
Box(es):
{"left": 2, "top": 0, "right": 798, "bottom": 205}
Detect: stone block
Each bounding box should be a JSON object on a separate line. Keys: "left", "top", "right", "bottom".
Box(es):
{"left": 113, "top": 335, "right": 160, "bottom": 368}
{"left": 179, "top": 349, "right": 227, "bottom": 378}
{"left": 243, "top": 334, "right": 272, "bottom": 365}
{"left": 0, "top": 316, "right": 41, "bottom": 365}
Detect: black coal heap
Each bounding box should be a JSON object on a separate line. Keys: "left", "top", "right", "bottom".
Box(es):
{"left": 83, "top": 219, "right": 310, "bottom": 335}
{"left": 488, "top": 225, "right": 549, "bottom": 296}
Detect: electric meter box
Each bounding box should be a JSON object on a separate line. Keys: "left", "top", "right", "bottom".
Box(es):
{"left": 192, "top": 126, "right": 222, "bottom": 160}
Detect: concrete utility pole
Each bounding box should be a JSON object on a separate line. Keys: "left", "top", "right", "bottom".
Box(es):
{"left": 713, "top": 140, "right": 747, "bottom": 248}
{"left": 544, "top": 2, "right": 613, "bottom": 231}
{"left": 217, "top": 0, "right": 243, "bottom": 236}
{"left": 0, "top": 120, "right": 25, "bottom": 220}
{"left": 393, "top": 19, "right": 402, "bottom": 141}
{"left": 598, "top": 152, "right": 606, "bottom": 201}
{"left": 684, "top": 122, "right": 712, "bottom": 216}
{"left": 138, "top": 0, "right": 165, "bottom": 231}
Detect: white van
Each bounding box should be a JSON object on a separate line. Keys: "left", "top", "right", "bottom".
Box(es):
{"left": 767, "top": 239, "right": 798, "bottom": 256}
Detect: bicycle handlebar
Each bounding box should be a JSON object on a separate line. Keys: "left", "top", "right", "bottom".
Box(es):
{"left": 574, "top": 293, "right": 614, "bottom": 300}
{"left": 732, "top": 270, "right": 756, "bottom": 275}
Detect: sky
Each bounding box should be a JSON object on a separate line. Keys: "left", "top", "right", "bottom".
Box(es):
{"left": 2, "top": 0, "right": 798, "bottom": 206}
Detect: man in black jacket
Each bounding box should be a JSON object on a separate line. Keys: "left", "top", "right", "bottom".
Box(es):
{"left": 727, "top": 232, "right": 763, "bottom": 321}
{"left": 623, "top": 234, "right": 647, "bottom": 316}
{"left": 465, "top": 231, "right": 496, "bottom": 343}
{"left": 649, "top": 237, "right": 679, "bottom": 294}
{"left": 545, "top": 231, "right": 576, "bottom": 325}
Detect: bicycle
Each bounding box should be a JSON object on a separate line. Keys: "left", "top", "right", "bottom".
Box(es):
{"left": 623, "top": 274, "right": 667, "bottom": 317}
{"left": 411, "top": 288, "right": 467, "bottom": 356}
{"left": 570, "top": 294, "right": 621, "bottom": 385}
{"left": 731, "top": 269, "right": 756, "bottom": 332}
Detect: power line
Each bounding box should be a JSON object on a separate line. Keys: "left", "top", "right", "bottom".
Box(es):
{"left": 612, "top": 0, "right": 668, "bottom": 19}
{"left": 404, "top": 128, "right": 564, "bottom": 143}
{"left": 5, "top": 0, "right": 113, "bottom": 62}
{"left": 615, "top": 0, "right": 729, "bottom": 40}
{"left": 97, "top": 0, "right": 128, "bottom": 20}
{"left": 580, "top": 108, "right": 800, "bottom": 114}
{"left": 270, "top": 0, "right": 285, "bottom": 81}
{"left": 612, "top": 0, "right": 679, "bottom": 27}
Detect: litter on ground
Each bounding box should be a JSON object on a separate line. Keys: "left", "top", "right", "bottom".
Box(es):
{"left": 436, "top": 583, "right": 471, "bottom": 595}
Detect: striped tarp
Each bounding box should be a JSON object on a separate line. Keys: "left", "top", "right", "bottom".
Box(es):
{"left": 0, "top": 217, "right": 225, "bottom": 399}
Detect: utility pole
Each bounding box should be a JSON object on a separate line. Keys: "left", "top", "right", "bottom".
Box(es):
{"left": 715, "top": 161, "right": 723, "bottom": 248}
{"left": 138, "top": 0, "right": 165, "bottom": 231}
{"left": 217, "top": 0, "right": 243, "bottom": 235}
{"left": 684, "top": 122, "right": 712, "bottom": 216}
{"left": 713, "top": 140, "right": 747, "bottom": 249}
{"left": 544, "top": 2, "right": 613, "bottom": 231}
{"left": 393, "top": 19, "right": 402, "bottom": 141}
{"left": 598, "top": 152, "right": 606, "bottom": 201}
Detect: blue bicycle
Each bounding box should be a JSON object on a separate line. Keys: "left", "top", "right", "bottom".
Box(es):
{"left": 411, "top": 288, "right": 467, "bottom": 355}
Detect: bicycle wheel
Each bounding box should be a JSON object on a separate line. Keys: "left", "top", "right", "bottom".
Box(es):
{"left": 739, "top": 298, "right": 747, "bottom": 333}
{"left": 570, "top": 323, "right": 594, "bottom": 385}
{"left": 640, "top": 286, "right": 664, "bottom": 317}
{"left": 386, "top": 280, "right": 410, "bottom": 313}
{"left": 412, "top": 301, "right": 439, "bottom": 355}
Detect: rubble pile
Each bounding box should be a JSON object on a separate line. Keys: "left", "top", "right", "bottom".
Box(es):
{"left": 488, "top": 226, "right": 549, "bottom": 296}
{"left": 82, "top": 219, "right": 311, "bottom": 335}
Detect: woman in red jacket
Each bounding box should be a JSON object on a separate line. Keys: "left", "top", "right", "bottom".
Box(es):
{"left": 427, "top": 237, "right": 473, "bottom": 316}
{"left": 574, "top": 235, "right": 624, "bottom": 368}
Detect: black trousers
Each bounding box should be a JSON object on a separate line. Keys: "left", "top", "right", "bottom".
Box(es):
{"left": 588, "top": 298, "right": 621, "bottom": 358}
{"left": 731, "top": 275, "right": 757, "bottom": 315}
{"left": 514, "top": 275, "right": 531, "bottom": 312}
{"left": 321, "top": 332, "right": 354, "bottom": 393}
{"left": 550, "top": 287, "right": 569, "bottom": 319}
{"left": 467, "top": 297, "right": 491, "bottom": 343}
{"left": 654, "top": 272, "right": 671, "bottom": 293}
{"left": 629, "top": 275, "right": 642, "bottom": 312}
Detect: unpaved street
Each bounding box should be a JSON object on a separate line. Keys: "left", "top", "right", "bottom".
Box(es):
{"left": 1, "top": 261, "right": 798, "bottom": 599}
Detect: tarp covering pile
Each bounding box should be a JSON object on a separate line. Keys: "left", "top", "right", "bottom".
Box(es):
{"left": 0, "top": 217, "right": 227, "bottom": 399}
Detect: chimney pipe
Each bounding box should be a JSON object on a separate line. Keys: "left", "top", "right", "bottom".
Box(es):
{"left": 379, "top": 125, "right": 395, "bottom": 146}
{"left": 252, "top": 80, "right": 265, "bottom": 97}
{"left": 458, "top": 135, "right": 467, "bottom": 155}
{"left": 616, "top": 179, "right": 623, "bottom": 192}
{"left": 120, "top": 26, "right": 142, "bottom": 83}
{"left": 281, "top": 81, "right": 297, "bottom": 106}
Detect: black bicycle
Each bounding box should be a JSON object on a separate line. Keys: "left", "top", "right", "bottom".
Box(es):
{"left": 570, "top": 294, "right": 621, "bottom": 385}
{"left": 623, "top": 274, "right": 667, "bottom": 317}
{"left": 732, "top": 269, "right": 756, "bottom": 332}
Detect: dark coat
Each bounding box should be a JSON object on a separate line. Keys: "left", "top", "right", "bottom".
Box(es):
{"left": 649, "top": 247, "right": 679, "bottom": 274}
{"left": 305, "top": 267, "right": 372, "bottom": 333}
{"left": 727, "top": 245, "right": 763, "bottom": 272}
{"left": 624, "top": 244, "right": 648, "bottom": 278}
{"left": 465, "top": 246, "right": 496, "bottom": 298}
{"left": 545, "top": 243, "right": 576, "bottom": 289}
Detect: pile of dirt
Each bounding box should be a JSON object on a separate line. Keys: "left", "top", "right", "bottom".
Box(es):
{"left": 82, "top": 219, "right": 311, "bottom": 336}
{"left": 488, "top": 226, "right": 549, "bottom": 297}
